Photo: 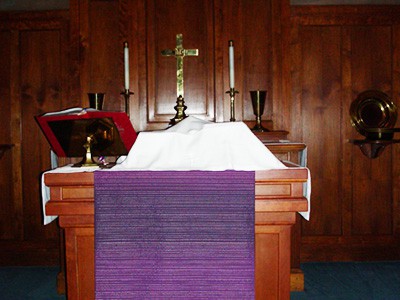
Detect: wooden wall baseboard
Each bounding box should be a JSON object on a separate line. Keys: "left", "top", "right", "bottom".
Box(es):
{"left": 0, "top": 241, "right": 59, "bottom": 266}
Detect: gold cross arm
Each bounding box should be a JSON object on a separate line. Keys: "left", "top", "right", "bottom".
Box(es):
{"left": 161, "top": 34, "right": 198, "bottom": 98}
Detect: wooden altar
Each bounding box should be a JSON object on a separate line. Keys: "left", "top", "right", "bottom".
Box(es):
{"left": 45, "top": 168, "right": 308, "bottom": 300}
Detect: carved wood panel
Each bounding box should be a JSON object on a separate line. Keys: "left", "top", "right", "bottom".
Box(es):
{"left": 20, "top": 29, "right": 64, "bottom": 240}
{"left": 0, "top": 30, "right": 14, "bottom": 240}
{"left": 348, "top": 26, "right": 393, "bottom": 236}
{"left": 298, "top": 25, "right": 343, "bottom": 237}
{"left": 145, "top": 0, "right": 215, "bottom": 123}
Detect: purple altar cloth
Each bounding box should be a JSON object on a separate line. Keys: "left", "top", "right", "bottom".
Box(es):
{"left": 94, "top": 171, "right": 255, "bottom": 299}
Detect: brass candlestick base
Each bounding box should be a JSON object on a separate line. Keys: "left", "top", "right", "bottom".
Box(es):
{"left": 73, "top": 136, "right": 98, "bottom": 167}
{"left": 250, "top": 90, "right": 269, "bottom": 132}
{"left": 121, "top": 89, "right": 134, "bottom": 117}
{"left": 169, "top": 95, "right": 188, "bottom": 126}
{"left": 226, "top": 88, "right": 239, "bottom": 122}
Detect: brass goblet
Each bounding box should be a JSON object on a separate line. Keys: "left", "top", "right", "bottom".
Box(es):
{"left": 88, "top": 93, "right": 105, "bottom": 110}
{"left": 250, "top": 90, "right": 268, "bottom": 132}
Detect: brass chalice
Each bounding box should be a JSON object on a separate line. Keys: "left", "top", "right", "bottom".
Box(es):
{"left": 88, "top": 93, "right": 105, "bottom": 110}
{"left": 250, "top": 90, "right": 268, "bottom": 132}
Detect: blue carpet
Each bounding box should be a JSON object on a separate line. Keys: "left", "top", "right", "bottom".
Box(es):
{"left": 0, "top": 262, "right": 399, "bottom": 299}
{"left": 0, "top": 266, "right": 65, "bottom": 300}
{"left": 291, "top": 261, "right": 400, "bottom": 300}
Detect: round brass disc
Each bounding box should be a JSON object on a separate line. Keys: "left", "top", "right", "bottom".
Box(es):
{"left": 350, "top": 90, "right": 397, "bottom": 138}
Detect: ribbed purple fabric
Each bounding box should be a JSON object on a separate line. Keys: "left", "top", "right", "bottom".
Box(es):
{"left": 94, "top": 171, "right": 255, "bottom": 299}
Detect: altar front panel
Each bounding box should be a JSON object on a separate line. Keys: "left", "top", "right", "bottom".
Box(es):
{"left": 45, "top": 168, "right": 308, "bottom": 300}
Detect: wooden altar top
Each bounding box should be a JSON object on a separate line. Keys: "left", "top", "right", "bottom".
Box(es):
{"left": 45, "top": 168, "right": 308, "bottom": 221}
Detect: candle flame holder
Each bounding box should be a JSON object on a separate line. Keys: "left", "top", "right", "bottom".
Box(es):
{"left": 121, "top": 89, "right": 133, "bottom": 117}
{"left": 226, "top": 88, "right": 239, "bottom": 122}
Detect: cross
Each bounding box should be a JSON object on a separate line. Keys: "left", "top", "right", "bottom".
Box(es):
{"left": 161, "top": 34, "right": 199, "bottom": 99}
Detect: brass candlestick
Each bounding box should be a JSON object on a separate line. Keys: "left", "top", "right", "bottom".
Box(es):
{"left": 226, "top": 88, "right": 239, "bottom": 122}
{"left": 121, "top": 89, "right": 133, "bottom": 117}
{"left": 250, "top": 90, "right": 269, "bottom": 132}
{"left": 73, "top": 135, "right": 98, "bottom": 167}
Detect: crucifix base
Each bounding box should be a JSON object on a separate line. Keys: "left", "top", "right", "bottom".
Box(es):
{"left": 169, "top": 95, "right": 188, "bottom": 126}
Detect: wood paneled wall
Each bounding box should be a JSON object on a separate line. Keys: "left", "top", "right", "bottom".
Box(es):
{"left": 1, "top": 1, "right": 400, "bottom": 266}
{"left": 73, "top": 0, "right": 289, "bottom": 131}
{"left": 290, "top": 5, "right": 400, "bottom": 261}
{"left": 0, "top": 11, "right": 74, "bottom": 265}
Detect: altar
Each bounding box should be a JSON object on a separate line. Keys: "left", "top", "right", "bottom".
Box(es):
{"left": 40, "top": 115, "right": 310, "bottom": 299}
{"left": 44, "top": 167, "right": 308, "bottom": 300}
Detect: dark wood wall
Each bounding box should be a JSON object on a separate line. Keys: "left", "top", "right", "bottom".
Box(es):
{"left": 290, "top": 5, "right": 400, "bottom": 261}
{"left": 73, "top": 0, "right": 288, "bottom": 131}
{"left": 0, "top": 11, "right": 74, "bottom": 265}
{"left": 0, "top": 1, "right": 399, "bottom": 265}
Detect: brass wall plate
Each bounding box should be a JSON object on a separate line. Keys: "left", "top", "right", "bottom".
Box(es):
{"left": 350, "top": 90, "right": 397, "bottom": 138}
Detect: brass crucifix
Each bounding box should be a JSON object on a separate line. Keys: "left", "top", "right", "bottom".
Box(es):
{"left": 161, "top": 34, "right": 198, "bottom": 125}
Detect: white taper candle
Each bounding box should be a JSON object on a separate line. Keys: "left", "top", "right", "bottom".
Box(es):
{"left": 124, "top": 42, "right": 129, "bottom": 90}
{"left": 228, "top": 40, "right": 235, "bottom": 89}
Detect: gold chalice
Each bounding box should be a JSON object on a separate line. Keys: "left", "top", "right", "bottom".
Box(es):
{"left": 250, "top": 90, "right": 268, "bottom": 132}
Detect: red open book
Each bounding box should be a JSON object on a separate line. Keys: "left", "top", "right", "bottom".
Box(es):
{"left": 35, "top": 108, "right": 137, "bottom": 157}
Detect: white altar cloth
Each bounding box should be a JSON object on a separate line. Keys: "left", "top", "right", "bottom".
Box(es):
{"left": 42, "top": 117, "right": 310, "bottom": 224}
{"left": 114, "top": 116, "right": 286, "bottom": 171}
